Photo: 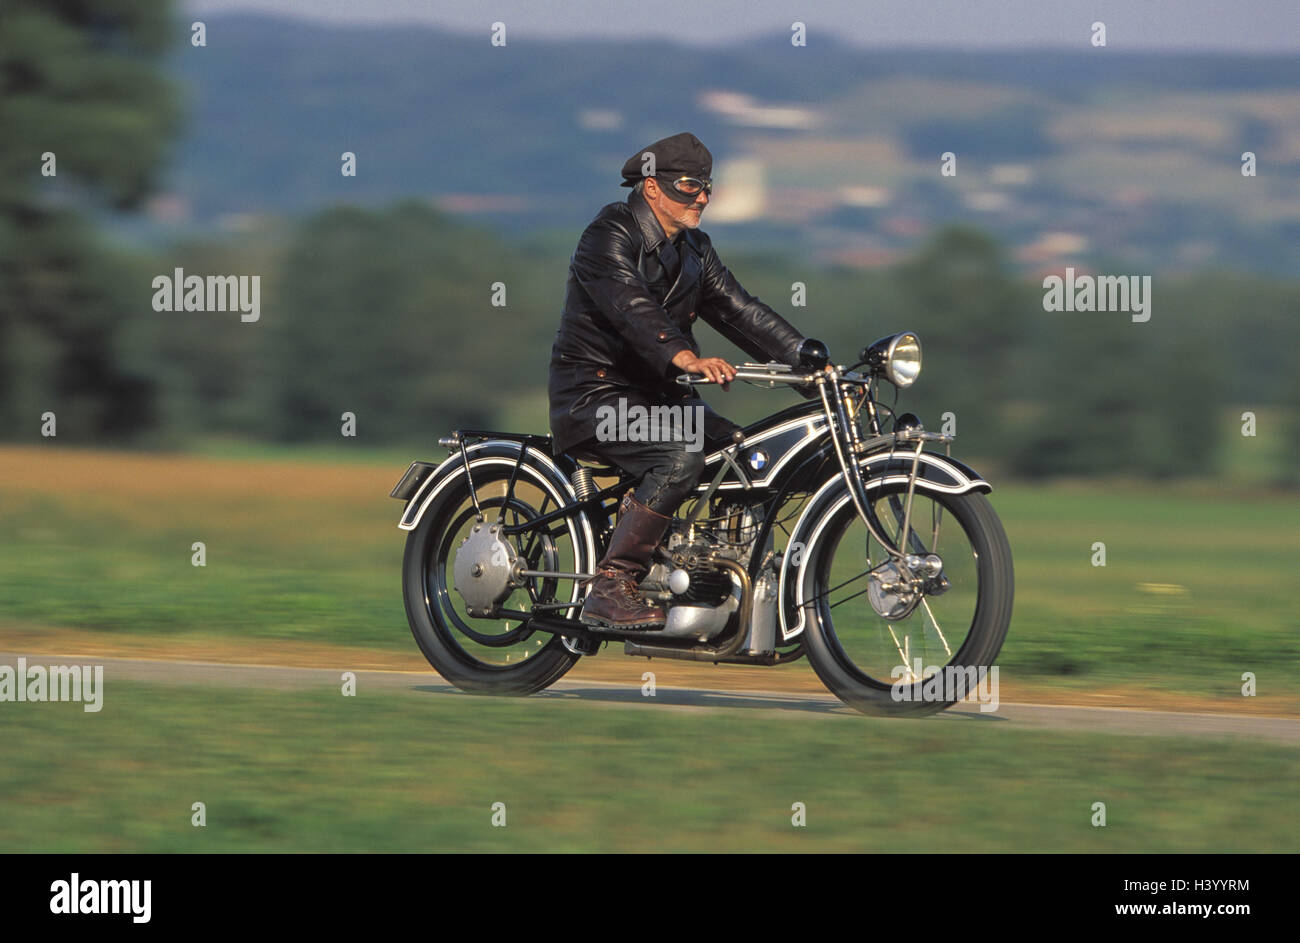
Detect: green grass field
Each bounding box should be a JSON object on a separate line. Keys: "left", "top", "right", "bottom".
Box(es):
{"left": 2, "top": 446, "right": 1296, "bottom": 703}
{"left": 2, "top": 681, "right": 1296, "bottom": 853}
{"left": 3, "top": 446, "right": 1298, "bottom": 852}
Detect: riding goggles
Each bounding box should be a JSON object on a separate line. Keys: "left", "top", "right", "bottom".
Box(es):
{"left": 657, "top": 175, "right": 712, "bottom": 203}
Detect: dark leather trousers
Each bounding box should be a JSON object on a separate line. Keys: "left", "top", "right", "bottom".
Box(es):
{"left": 577, "top": 436, "right": 707, "bottom": 516}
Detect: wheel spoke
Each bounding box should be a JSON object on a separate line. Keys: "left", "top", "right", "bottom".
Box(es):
{"left": 887, "top": 625, "right": 909, "bottom": 672}
{"left": 805, "top": 566, "right": 872, "bottom": 606}
{"left": 919, "top": 596, "right": 951, "bottom": 659}
{"left": 827, "top": 584, "right": 872, "bottom": 610}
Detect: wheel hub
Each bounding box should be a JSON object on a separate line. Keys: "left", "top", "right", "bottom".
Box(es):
{"left": 452, "top": 520, "right": 518, "bottom": 616}
{"left": 866, "top": 560, "right": 921, "bottom": 621}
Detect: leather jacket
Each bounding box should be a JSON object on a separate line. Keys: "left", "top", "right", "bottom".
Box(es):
{"left": 548, "top": 189, "right": 806, "bottom": 456}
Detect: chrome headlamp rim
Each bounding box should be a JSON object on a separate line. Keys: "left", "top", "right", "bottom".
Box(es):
{"left": 862, "top": 331, "right": 923, "bottom": 389}
{"left": 884, "top": 332, "right": 921, "bottom": 388}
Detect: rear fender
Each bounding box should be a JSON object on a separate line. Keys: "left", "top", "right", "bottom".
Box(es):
{"left": 393, "top": 442, "right": 597, "bottom": 573}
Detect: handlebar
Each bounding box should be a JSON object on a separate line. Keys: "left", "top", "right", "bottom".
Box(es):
{"left": 675, "top": 363, "right": 868, "bottom": 387}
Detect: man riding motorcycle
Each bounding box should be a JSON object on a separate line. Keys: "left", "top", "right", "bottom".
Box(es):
{"left": 548, "top": 131, "right": 811, "bottom": 630}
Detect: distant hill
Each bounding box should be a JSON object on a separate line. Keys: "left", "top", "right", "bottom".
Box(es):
{"left": 158, "top": 14, "right": 1300, "bottom": 273}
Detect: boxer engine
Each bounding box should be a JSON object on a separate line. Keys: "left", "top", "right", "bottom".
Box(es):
{"left": 639, "top": 503, "right": 779, "bottom": 652}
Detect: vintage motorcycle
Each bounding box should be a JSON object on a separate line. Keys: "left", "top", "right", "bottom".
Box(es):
{"left": 389, "top": 333, "right": 1013, "bottom": 716}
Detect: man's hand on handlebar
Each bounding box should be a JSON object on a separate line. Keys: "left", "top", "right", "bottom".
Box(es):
{"left": 672, "top": 350, "right": 736, "bottom": 390}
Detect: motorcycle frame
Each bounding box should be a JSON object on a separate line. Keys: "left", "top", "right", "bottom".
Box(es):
{"left": 391, "top": 364, "right": 990, "bottom": 653}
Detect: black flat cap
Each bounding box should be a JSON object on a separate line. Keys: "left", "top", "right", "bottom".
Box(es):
{"left": 620, "top": 132, "right": 713, "bottom": 187}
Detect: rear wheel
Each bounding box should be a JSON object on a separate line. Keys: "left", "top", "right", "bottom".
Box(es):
{"left": 402, "top": 459, "right": 589, "bottom": 694}
{"left": 802, "top": 483, "right": 1013, "bottom": 716}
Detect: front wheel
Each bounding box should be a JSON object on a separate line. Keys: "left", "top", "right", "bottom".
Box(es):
{"left": 801, "top": 483, "right": 1013, "bottom": 716}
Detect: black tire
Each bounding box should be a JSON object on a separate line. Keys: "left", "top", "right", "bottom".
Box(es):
{"left": 801, "top": 483, "right": 1013, "bottom": 716}
{"left": 402, "top": 460, "right": 587, "bottom": 695}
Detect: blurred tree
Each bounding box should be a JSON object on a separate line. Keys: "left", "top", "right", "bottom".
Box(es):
{"left": 890, "top": 226, "right": 1032, "bottom": 457}
{"left": 267, "top": 202, "right": 557, "bottom": 445}
{"left": 0, "top": 0, "right": 180, "bottom": 442}
{"left": 1008, "top": 283, "right": 1222, "bottom": 480}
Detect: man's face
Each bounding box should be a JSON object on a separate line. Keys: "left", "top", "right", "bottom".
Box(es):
{"left": 644, "top": 176, "right": 709, "bottom": 233}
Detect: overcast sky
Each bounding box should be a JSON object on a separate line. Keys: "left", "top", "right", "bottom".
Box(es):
{"left": 187, "top": 0, "right": 1300, "bottom": 51}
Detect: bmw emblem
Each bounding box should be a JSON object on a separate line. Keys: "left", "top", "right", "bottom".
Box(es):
{"left": 747, "top": 449, "right": 768, "bottom": 472}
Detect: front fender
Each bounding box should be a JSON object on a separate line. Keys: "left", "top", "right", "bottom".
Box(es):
{"left": 776, "top": 450, "right": 991, "bottom": 642}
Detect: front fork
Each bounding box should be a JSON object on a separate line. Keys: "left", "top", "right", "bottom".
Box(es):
{"left": 815, "top": 369, "right": 950, "bottom": 587}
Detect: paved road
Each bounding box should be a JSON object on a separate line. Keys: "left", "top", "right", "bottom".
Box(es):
{"left": 7, "top": 652, "right": 1300, "bottom": 744}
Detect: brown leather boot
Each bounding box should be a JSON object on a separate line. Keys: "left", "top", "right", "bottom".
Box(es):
{"left": 581, "top": 493, "right": 672, "bottom": 630}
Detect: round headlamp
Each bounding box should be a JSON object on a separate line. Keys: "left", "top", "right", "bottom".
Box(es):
{"left": 861, "top": 332, "right": 922, "bottom": 388}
